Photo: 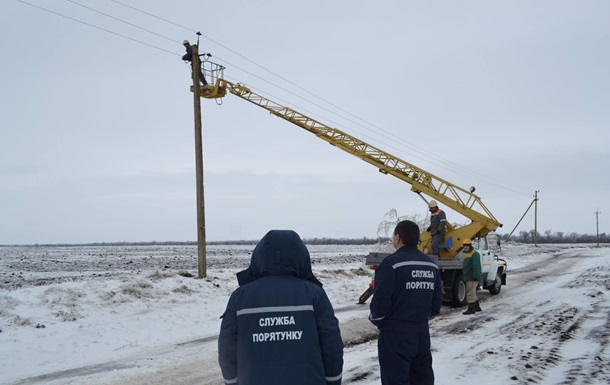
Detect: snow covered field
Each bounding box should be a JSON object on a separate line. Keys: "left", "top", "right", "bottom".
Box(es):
{"left": 1, "top": 242, "right": 608, "bottom": 385}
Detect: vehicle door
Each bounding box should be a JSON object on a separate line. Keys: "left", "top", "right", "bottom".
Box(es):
{"left": 474, "top": 237, "right": 492, "bottom": 274}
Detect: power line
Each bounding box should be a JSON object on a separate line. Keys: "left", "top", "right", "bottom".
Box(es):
{"left": 218, "top": 66, "right": 527, "bottom": 195}
{"left": 103, "top": 2, "right": 528, "bottom": 196}
{"left": 107, "top": 2, "right": 412, "bottom": 147}
{"left": 205, "top": 49, "right": 528, "bottom": 194}
{"left": 110, "top": 0, "right": 197, "bottom": 33}
{"left": 111, "top": 0, "right": 371, "bottom": 127}
{"left": 16, "top": 0, "right": 179, "bottom": 56}
{"left": 212, "top": 54, "right": 418, "bottom": 151}
{"left": 66, "top": 0, "right": 180, "bottom": 45}
{"left": 21, "top": 0, "right": 529, "bottom": 196}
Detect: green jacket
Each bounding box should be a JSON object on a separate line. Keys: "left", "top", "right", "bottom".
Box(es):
{"left": 462, "top": 250, "right": 482, "bottom": 282}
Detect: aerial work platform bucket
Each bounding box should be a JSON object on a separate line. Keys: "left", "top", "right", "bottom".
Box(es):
{"left": 192, "top": 60, "right": 227, "bottom": 99}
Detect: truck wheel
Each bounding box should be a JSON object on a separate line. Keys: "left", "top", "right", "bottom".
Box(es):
{"left": 451, "top": 272, "right": 467, "bottom": 307}
{"left": 488, "top": 271, "right": 502, "bottom": 295}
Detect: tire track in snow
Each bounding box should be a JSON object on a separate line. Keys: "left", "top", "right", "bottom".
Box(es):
{"left": 427, "top": 249, "right": 609, "bottom": 385}
{"left": 469, "top": 251, "right": 607, "bottom": 384}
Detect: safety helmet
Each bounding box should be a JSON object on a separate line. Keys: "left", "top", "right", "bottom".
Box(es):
{"left": 182, "top": 40, "right": 189, "bottom": 45}
{"left": 428, "top": 200, "right": 437, "bottom": 208}
{"left": 463, "top": 238, "right": 472, "bottom": 246}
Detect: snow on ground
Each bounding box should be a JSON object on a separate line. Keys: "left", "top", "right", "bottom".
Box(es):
{"left": 1, "top": 242, "right": 609, "bottom": 385}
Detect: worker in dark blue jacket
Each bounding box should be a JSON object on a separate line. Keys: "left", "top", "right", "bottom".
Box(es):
{"left": 369, "top": 220, "right": 443, "bottom": 385}
{"left": 218, "top": 230, "right": 344, "bottom": 385}
{"left": 182, "top": 39, "right": 208, "bottom": 86}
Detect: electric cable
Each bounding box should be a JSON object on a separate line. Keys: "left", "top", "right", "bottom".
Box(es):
{"left": 220, "top": 55, "right": 529, "bottom": 194}
{"left": 110, "top": 0, "right": 197, "bottom": 33}
{"left": 19, "top": 0, "right": 530, "bottom": 196}
{"left": 105, "top": 1, "right": 530, "bottom": 195}
{"left": 66, "top": 0, "right": 180, "bottom": 45}
{"left": 16, "top": 0, "right": 179, "bottom": 56}
{"left": 220, "top": 67, "right": 528, "bottom": 197}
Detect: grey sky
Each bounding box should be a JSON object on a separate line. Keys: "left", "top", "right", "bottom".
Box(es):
{"left": 1, "top": 0, "right": 608, "bottom": 244}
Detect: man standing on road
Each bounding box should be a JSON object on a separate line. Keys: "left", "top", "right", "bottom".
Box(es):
{"left": 426, "top": 200, "right": 447, "bottom": 260}
{"left": 369, "top": 220, "right": 443, "bottom": 385}
{"left": 218, "top": 229, "right": 344, "bottom": 385}
{"left": 461, "top": 238, "right": 482, "bottom": 315}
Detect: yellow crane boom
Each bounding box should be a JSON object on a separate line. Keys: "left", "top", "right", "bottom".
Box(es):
{"left": 197, "top": 65, "right": 502, "bottom": 259}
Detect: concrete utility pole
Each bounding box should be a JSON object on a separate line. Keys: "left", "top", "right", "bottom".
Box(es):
{"left": 594, "top": 209, "right": 601, "bottom": 247}
{"left": 534, "top": 190, "right": 539, "bottom": 247}
{"left": 191, "top": 43, "right": 207, "bottom": 278}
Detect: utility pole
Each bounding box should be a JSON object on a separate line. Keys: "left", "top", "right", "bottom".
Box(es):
{"left": 191, "top": 43, "right": 207, "bottom": 278}
{"left": 504, "top": 198, "right": 536, "bottom": 242}
{"left": 595, "top": 209, "right": 601, "bottom": 247}
{"left": 534, "top": 190, "right": 539, "bottom": 247}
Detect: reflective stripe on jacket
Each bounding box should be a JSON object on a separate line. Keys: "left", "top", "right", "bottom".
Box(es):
{"left": 369, "top": 245, "right": 442, "bottom": 331}
{"left": 218, "top": 230, "right": 343, "bottom": 385}
{"left": 430, "top": 209, "right": 447, "bottom": 235}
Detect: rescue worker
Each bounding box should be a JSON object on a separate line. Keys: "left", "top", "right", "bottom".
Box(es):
{"left": 461, "top": 238, "right": 482, "bottom": 315}
{"left": 369, "top": 220, "right": 443, "bottom": 385}
{"left": 218, "top": 230, "right": 344, "bottom": 385}
{"left": 426, "top": 200, "right": 447, "bottom": 259}
{"left": 182, "top": 39, "right": 208, "bottom": 86}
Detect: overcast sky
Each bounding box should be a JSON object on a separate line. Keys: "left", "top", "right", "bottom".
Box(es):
{"left": 1, "top": 0, "right": 609, "bottom": 244}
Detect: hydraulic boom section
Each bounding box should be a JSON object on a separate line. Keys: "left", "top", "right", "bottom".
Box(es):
{"left": 196, "top": 61, "right": 502, "bottom": 259}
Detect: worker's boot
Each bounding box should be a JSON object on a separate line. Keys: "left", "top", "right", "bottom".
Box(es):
{"left": 463, "top": 303, "right": 476, "bottom": 315}
{"left": 474, "top": 301, "right": 482, "bottom": 312}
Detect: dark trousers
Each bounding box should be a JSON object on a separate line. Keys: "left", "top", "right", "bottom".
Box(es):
{"left": 431, "top": 233, "right": 443, "bottom": 256}
{"left": 378, "top": 329, "right": 434, "bottom": 385}
{"left": 194, "top": 68, "right": 207, "bottom": 85}
{"left": 188, "top": 65, "right": 207, "bottom": 85}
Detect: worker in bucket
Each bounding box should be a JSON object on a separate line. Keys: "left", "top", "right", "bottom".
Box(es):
{"left": 426, "top": 200, "right": 447, "bottom": 259}
{"left": 218, "top": 229, "right": 344, "bottom": 385}
{"left": 461, "top": 238, "right": 483, "bottom": 315}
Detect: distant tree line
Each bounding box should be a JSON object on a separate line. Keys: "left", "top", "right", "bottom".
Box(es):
{"left": 303, "top": 237, "right": 385, "bottom": 245}
{"left": 499, "top": 230, "right": 609, "bottom": 244}
{"left": 2, "top": 232, "right": 606, "bottom": 247}
{"left": 207, "top": 237, "right": 388, "bottom": 246}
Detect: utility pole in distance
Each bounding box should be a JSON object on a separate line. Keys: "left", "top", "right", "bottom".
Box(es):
{"left": 534, "top": 190, "right": 539, "bottom": 247}
{"left": 190, "top": 42, "right": 207, "bottom": 278}
{"left": 594, "top": 209, "right": 601, "bottom": 247}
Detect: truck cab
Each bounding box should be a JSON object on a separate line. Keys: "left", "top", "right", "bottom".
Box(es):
{"left": 473, "top": 236, "right": 506, "bottom": 296}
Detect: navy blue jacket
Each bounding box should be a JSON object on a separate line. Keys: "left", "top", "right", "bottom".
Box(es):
{"left": 218, "top": 230, "right": 344, "bottom": 385}
{"left": 369, "top": 245, "right": 442, "bottom": 331}
{"left": 182, "top": 44, "right": 193, "bottom": 61}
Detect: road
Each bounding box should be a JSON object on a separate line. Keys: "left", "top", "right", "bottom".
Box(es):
{"left": 9, "top": 247, "right": 609, "bottom": 385}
